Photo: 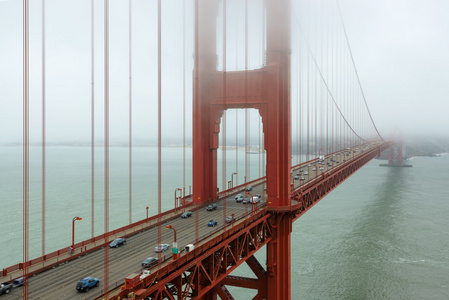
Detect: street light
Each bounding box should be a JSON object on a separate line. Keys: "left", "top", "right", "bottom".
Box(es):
{"left": 174, "top": 188, "right": 182, "bottom": 209}
{"left": 146, "top": 206, "right": 149, "bottom": 222}
{"left": 231, "top": 172, "right": 237, "bottom": 188}
{"left": 72, "top": 216, "right": 82, "bottom": 248}
{"left": 165, "top": 225, "right": 178, "bottom": 260}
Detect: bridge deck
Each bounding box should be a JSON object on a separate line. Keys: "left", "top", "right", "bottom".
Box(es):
{"left": 1, "top": 142, "right": 384, "bottom": 299}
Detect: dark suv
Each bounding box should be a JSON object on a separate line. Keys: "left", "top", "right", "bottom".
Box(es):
{"left": 0, "top": 282, "right": 13, "bottom": 295}
{"left": 181, "top": 211, "right": 192, "bottom": 218}
{"left": 109, "top": 238, "right": 126, "bottom": 248}
{"left": 76, "top": 277, "right": 99, "bottom": 292}
{"left": 206, "top": 204, "right": 217, "bottom": 211}
{"left": 142, "top": 257, "right": 158, "bottom": 268}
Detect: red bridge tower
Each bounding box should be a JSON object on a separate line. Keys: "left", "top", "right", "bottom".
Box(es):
{"left": 193, "top": 0, "right": 293, "bottom": 298}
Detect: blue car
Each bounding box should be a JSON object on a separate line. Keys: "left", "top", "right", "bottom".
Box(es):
{"left": 208, "top": 220, "right": 218, "bottom": 227}
{"left": 76, "top": 277, "right": 99, "bottom": 292}
{"left": 14, "top": 276, "right": 26, "bottom": 286}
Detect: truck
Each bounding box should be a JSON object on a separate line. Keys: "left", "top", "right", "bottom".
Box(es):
{"left": 0, "top": 282, "right": 13, "bottom": 295}
{"left": 185, "top": 244, "right": 195, "bottom": 253}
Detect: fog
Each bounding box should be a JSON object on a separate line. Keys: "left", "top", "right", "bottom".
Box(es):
{"left": 1, "top": 0, "right": 448, "bottom": 146}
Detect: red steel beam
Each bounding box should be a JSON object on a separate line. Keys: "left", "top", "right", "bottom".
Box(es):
{"left": 107, "top": 211, "right": 272, "bottom": 300}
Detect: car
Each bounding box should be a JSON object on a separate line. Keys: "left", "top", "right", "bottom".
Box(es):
{"left": 207, "top": 204, "right": 217, "bottom": 211}
{"left": 76, "top": 277, "right": 99, "bottom": 292}
{"left": 208, "top": 220, "right": 218, "bottom": 227}
{"left": 255, "top": 194, "right": 261, "bottom": 198}
{"left": 246, "top": 186, "right": 253, "bottom": 191}
{"left": 154, "top": 244, "right": 170, "bottom": 253}
{"left": 181, "top": 211, "right": 192, "bottom": 218}
{"left": 226, "top": 216, "right": 233, "bottom": 223}
{"left": 235, "top": 194, "right": 244, "bottom": 203}
{"left": 264, "top": 185, "right": 267, "bottom": 191}
{"left": 303, "top": 171, "right": 308, "bottom": 175}
{"left": 142, "top": 257, "right": 158, "bottom": 268}
{"left": 300, "top": 176, "right": 305, "bottom": 180}
{"left": 243, "top": 196, "right": 260, "bottom": 204}
{"left": 13, "top": 276, "right": 26, "bottom": 286}
{"left": 296, "top": 172, "right": 300, "bottom": 176}
{"left": 109, "top": 238, "right": 126, "bottom": 248}
{"left": 0, "top": 282, "right": 13, "bottom": 295}
{"left": 294, "top": 176, "right": 299, "bottom": 180}
{"left": 140, "top": 270, "right": 151, "bottom": 280}
{"left": 312, "top": 168, "right": 316, "bottom": 171}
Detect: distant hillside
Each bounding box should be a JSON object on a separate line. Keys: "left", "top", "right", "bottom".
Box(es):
{"left": 405, "top": 136, "right": 449, "bottom": 157}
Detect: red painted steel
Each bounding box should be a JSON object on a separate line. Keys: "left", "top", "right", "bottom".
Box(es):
{"left": 389, "top": 143, "right": 403, "bottom": 164}
{"left": 193, "top": 0, "right": 293, "bottom": 211}
{"left": 191, "top": 0, "right": 293, "bottom": 298}
{"left": 107, "top": 210, "right": 273, "bottom": 300}
{"left": 98, "top": 143, "right": 391, "bottom": 300}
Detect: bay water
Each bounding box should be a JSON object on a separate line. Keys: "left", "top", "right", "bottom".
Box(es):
{"left": 1, "top": 146, "right": 448, "bottom": 299}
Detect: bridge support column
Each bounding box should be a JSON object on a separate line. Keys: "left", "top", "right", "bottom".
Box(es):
{"left": 204, "top": 289, "right": 218, "bottom": 300}
{"left": 267, "top": 213, "right": 292, "bottom": 300}
{"left": 192, "top": 0, "right": 220, "bottom": 205}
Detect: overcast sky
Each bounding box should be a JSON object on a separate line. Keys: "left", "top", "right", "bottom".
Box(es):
{"left": 1, "top": 0, "right": 448, "bottom": 145}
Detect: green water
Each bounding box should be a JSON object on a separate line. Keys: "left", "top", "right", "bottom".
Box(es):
{"left": 1, "top": 146, "right": 448, "bottom": 299}
{"left": 230, "top": 154, "right": 449, "bottom": 299}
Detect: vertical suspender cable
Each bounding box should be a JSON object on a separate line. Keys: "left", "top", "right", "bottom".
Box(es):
{"left": 297, "top": 33, "right": 301, "bottom": 165}
{"left": 182, "top": 0, "right": 186, "bottom": 199}
{"left": 314, "top": 11, "right": 318, "bottom": 163}
{"left": 157, "top": 0, "right": 162, "bottom": 263}
{"left": 194, "top": 0, "right": 199, "bottom": 245}
{"left": 222, "top": 0, "right": 227, "bottom": 225}
{"left": 91, "top": 0, "right": 95, "bottom": 239}
{"left": 259, "top": 3, "right": 262, "bottom": 176}
{"left": 235, "top": 2, "right": 239, "bottom": 185}
{"left": 326, "top": 2, "right": 329, "bottom": 155}
{"left": 103, "top": 0, "right": 110, "bottom": 294}
{"left": 244, "top": 0, "right": 249, "bottom": 188}
{"left": 23, "top": 0, "right": 30, "bottom": 298}
{"left": 244, "top": 0, "right": 248, "bottom": 217}
{"left": 41, "top": 0, "right": 46, "bottom": 257}
{"left": 128, "top": 0, "right": 133, "bottom": 225}
{"left": 314, "top": 3, "right": 317, "bottom": 161}
{"left": 260, "top": 5, "right": 267, "bottom": 177}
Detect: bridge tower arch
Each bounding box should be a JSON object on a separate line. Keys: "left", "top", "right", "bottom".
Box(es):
{"left": 193, "top": 0, "right": 293, "bottom": 298}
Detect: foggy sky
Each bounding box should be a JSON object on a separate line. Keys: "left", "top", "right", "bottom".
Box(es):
{"left": 1, "top": 0, "right": 448, "bottom": 145}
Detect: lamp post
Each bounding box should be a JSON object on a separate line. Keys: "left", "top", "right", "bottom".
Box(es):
{"left": 231, "top": 172, "right": 237, "bottom": 188}
{"left": 174, "top": 188, "right": 182, "bottom": 209}
{"left": 246, "top": 192, "right": 256, "bottom": 213}
{"left": 72, "top": 216, "right": 82, "bottom": 248}
{"left": 165, "top": 225, "right": 178, "bottom": 260}
{"left": 146, "top": 206, "right": 149, "bottom": 222}
{"left": 227, "top": 180, "right": 231, "bottom": 189}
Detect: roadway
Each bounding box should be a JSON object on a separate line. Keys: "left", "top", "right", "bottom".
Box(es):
{"left": 4, "top": 144, "right": 376, "bottom": 300}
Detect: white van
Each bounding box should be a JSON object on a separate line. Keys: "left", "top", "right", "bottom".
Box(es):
{"left": 185, "top": 244, "right": 195, "bottom": 252}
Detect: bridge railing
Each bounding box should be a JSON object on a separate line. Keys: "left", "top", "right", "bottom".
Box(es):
{"left": 1, "top": 202, "right": 195, "bottom": 280}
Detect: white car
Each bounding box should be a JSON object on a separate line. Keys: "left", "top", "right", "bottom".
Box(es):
{"left": 154, "top": 244, "right": 170, "bottom": 253}
{"left": 140, "top": 270, "right": 151, "bottom": 280}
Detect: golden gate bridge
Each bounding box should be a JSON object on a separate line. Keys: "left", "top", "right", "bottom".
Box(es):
{"left": 0, "top": 0, "right": 396, "bottom": 299}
